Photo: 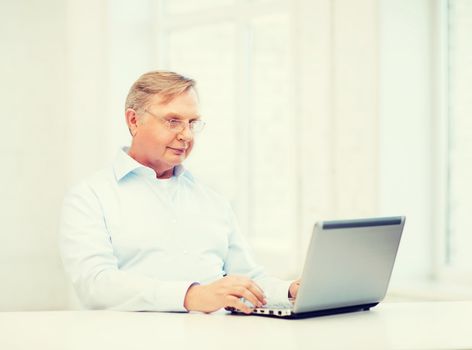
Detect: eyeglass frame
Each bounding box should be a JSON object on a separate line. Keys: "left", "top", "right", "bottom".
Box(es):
{"left": 142, "top": 109, "right": 206, "bottom": 134}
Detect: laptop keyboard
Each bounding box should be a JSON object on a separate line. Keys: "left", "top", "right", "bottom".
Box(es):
{"left": 261, "top": 301, "right": 293, "bottom": 309}
{"left": 251, "top": 299, "right": 295, "bottom": 317}
{"left": 227, "top": 298, "right": 295, "bottom": 317}
{"left": 253, "top": 304, "right": 293, "bottom": 316}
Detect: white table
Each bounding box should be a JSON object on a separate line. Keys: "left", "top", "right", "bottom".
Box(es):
{"left": 1, "top": 302, "right": 471, "bottom": 350}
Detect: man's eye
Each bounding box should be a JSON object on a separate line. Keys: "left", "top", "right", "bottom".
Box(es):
{"left": 168, "top": 120, "right": 182, "bottom": 128}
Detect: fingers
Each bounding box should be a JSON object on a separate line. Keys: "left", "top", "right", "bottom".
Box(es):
{"left": 193, "top": 275, "right": 267, "bottom": 314}
{"left": 239, "top": 288, "right": 263, "bottom": 308}
{"left": 289, "top": 279, "right": 301, "bottom": 299}
{"left": 246, "top": 281, "right": 266, "bottom": 305}
{"left": 225, "top": 295, "right": 253, "bottom": 314}
{"left": 219, "top": 276, "right": 267, "bottom": 311}
{"left": 227, "top": 276, "right": 266, "bottom": 307}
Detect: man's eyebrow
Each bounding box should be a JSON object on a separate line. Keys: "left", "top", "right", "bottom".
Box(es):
{"left": 163, "top": 112, "right": 201, "bottom": 120}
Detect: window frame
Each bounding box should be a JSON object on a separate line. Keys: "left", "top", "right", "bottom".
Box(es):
{"left": 434, "top": 0, "right": 472, "bottom": 285}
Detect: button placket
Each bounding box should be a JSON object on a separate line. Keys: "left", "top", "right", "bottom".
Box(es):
{"left": 146, "top": 175, "right": 189, "bottom": 253}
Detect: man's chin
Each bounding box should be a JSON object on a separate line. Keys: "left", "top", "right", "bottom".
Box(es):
{"left": 166, "top": 156, "right": 186, "bottom": 166}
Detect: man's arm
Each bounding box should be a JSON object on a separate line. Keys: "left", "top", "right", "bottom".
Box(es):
{"left": 218, "top": 204, "right": 294, "bottom": 304}
{"left": 59, "top": 183, "right": 194, "bottom": 311}
{"left": 183, "top": 201, "right": 298, "bottom": 313}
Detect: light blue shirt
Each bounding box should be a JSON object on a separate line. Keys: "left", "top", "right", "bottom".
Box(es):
{"left": 59, "top": 148, "right": 290, "bottom": 312}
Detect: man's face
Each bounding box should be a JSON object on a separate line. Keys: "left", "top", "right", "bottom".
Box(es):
{"left": 128, "top": 88, "right": 200, "bottom": 176}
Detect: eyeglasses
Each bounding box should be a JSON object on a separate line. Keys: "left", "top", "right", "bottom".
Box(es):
{"left": 143, "top": 109, "right": 206, "bottom": 134}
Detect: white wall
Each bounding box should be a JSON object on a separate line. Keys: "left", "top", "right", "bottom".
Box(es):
{"left": 0, "top": 0, "right": 156, "bottom": 310}
{"left": 66, "top": 0, "right": 156, "bottom": 183}
{"left": 0, "top": 0, "right": 69, "bottom": 310}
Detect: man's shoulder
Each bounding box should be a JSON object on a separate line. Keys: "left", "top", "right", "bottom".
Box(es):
{"left": 66, "top": 167, "right": 116, "bottom": 198}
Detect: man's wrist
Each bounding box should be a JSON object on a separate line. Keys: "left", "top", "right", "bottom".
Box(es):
{"left": 184, "top": 282, "right": 201, "bottom": 311}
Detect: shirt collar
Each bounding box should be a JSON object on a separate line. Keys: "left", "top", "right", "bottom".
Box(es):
{"left": 113, "top": 147, "right": 188, "bottom": 182}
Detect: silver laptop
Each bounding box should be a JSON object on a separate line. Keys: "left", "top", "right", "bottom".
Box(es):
{"left": 233, "top": 216, "right": 405, "bottom": 319}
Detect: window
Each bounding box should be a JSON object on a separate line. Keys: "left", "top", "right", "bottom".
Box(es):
{"left": 444, "top": 0, "right": 472, "bottom": 273}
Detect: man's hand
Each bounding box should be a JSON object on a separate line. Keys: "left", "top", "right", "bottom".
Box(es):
{"left": 184, "top": 275, "right": 267, "bottom": 314}
{"left": 288, "top": 279, "right": 301, "bottom": 299}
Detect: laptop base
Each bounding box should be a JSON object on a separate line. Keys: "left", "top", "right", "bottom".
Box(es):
{"left": 233, "top": 302, "right": 379, "bottom": 319}
{"left": 287, "top": 302, "right": 379, "bottom": 319}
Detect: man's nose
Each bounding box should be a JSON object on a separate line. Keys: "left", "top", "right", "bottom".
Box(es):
{"left": 178, "top": 124, "right": 194, "bottom": 141}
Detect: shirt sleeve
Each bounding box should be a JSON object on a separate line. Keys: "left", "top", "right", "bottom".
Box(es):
{"left": 59, "top": 182, "right": 195, "bottom": 312}
{"left": 222, "top": 205, "right": 292, "bottom": 304}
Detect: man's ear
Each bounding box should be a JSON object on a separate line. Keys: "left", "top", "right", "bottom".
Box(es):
{"left": 125, "top": 108, "right": 139, "bottom": 136}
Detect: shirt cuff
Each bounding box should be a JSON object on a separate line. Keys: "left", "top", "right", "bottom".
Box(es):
{"left": 270, "top": 279, "right": 293, "bottom": 303}
{"left": 256, "top": 278, "right": 293, "bottom": 304}
{"left": 154, "top": 281, "right": 199, "bottom": 312}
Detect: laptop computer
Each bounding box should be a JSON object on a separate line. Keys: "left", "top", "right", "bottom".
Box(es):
{"left": 233, "top": 216, "right": 405, "bottom": 319}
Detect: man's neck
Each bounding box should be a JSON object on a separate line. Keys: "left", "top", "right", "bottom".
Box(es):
{"left": 154, "top": 168, "right": 174, "bottom": 179}
{"left": 127, "top": 149, "right": 174, "bottom": 179}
